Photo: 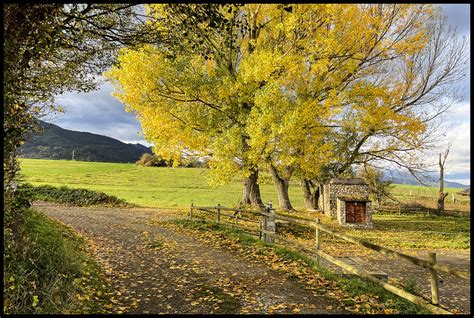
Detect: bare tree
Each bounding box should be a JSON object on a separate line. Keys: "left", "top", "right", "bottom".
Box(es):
{"left": 437, "top": 147, "right": 450, "bottom": 213}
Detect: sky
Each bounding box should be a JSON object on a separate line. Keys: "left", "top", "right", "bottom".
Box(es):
{"left": 50, "top": 4, "right": 471, "bottom": 186}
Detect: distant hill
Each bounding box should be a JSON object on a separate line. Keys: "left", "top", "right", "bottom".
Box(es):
{"left": 20, "top": 120, "right": 153, "bottom": 163}
{"left": 383, "top": 173, "right": 469, "bottom": 189}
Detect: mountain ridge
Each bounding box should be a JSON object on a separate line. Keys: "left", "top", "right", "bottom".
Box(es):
{"left": 382, "top": 173, "right": 469, "bottom": 189}
{"left": 20, "top": 120, "right": 153, "bottom": 163}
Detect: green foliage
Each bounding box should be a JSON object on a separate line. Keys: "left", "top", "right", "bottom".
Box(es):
{"left": 20, "top": 183, "right": 131, "bottom": 207}
{"left": 3, "top": 209, "right": 113, "bottom": 314}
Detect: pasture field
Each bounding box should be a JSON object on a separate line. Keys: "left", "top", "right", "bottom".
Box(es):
{"left": 19, "top": 158, "right": 302, "bottom": 209}
{"left": 19, "top": 158, "right": 469, "bottom": 210}
{"left": 391, "top": 184, "right": 470, "bottom": 205}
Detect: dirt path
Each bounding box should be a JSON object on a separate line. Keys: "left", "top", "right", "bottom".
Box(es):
{"left": 34, "top": 202, "right": 346, "bottom": 314}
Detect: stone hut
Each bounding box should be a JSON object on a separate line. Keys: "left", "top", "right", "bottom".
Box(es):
{"left": 319, "top": 178, "right": 372, "bottom": 228}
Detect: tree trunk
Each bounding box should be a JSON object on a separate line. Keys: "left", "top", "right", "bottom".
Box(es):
{"left": 376, "top": 193, "right": 382, "bottom": 208}
{"left": 268, "top": 164, "right": 294, "bottom": 211}
{"left": 241, "top": 168, "right": 264, "bottom": 208}
{"left": 302, "top": 179, "right": 319, "bottom": 210}
{"left": 437, "top": 150, "right": 449, "bottom": 213}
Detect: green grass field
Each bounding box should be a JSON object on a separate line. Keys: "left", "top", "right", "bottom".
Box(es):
{"left": 390, "top": 184, "right": 470, "bottom": 203}
{"left": 19, "top": 158, "right": 469, "bottom": 210}
{"left": 19, "top": 158, "right": 303, "bottom": 209}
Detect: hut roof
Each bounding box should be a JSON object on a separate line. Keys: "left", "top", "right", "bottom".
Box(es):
{"left": 328, "top": 178, "right": 367, "bottom": 185}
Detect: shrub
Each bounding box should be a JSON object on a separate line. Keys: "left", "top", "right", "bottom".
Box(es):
{"left": 20, "top": 183, "right": 131, "bottom": 207}
{"left": 135, "top": 153, "right": 168, "bottom": 167}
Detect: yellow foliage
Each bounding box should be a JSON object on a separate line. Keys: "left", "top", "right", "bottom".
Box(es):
{"left": 105, "top": 3, "right": 437, "bottom": 184}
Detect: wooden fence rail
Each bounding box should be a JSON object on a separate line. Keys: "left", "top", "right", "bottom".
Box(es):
{"left": 189, "top": 203, "right": 469, "bottom": 314}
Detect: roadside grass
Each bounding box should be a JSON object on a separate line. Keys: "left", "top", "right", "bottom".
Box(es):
{"left": 19, "top": 158, "right": 290, "bottom": 209}
{"left": 191, "top": 207, "right": 470, "bottom": 251}
{"left": 19, "top": 158, "right": 469, "bottom": 211}
{"left": 168, "top": 219, "right": 429, "bottom": 314}
{"left": 3, "top": 209, "right": 114, "bottom": 314}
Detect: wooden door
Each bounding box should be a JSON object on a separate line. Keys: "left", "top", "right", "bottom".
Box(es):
{"left": 346, "top": 201, "right": 366, "bottom": 224}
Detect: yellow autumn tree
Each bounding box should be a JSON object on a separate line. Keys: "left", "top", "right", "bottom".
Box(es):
{"left": 106, "top": 4, "right": 299, "bottom": 207}
{"left": 106, "top": 4, "right": 468, "bottom": 211}
{"left": 291, "top": 4, "right": 468, "bottom": 209}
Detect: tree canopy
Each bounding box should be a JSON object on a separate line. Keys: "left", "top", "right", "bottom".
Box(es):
{"left": 106, "top": 4, "right": 468, "bottom": 210}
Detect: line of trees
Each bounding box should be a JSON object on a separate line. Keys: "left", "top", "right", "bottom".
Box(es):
{"left": 106, "top": 4, "right": 468, "bottom": 210}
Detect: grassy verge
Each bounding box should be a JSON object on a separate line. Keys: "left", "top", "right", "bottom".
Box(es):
{"left": 20, "top": 183, "right": 131, "bottom": 207}
{"left": 166, "top": 219, "right": 430, "bottom": 314}
{"left": 3, "top": 209, "right": 115, "bottom": 314}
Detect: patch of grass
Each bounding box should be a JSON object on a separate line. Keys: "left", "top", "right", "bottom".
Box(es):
{"left": 144, "top": 239, "right": 164, "bottom": 249}
{"left": 269, "top": 244, "right": 428, "bottom": 314}
{"left": 171, "top": 219, "right": 429, "bottom": 314}
{"left": 402, "top": 278, "right": 422, "bottom": 296}
{"left": 348, "top": 213, "right": 470, "bottom": 250}
{"left": 193, "top": 284, "right": 241, "bottom": 314}
{"left": 3, "top": 209, "right": 113, "bottom": 314}
{"left": 20, "top": 183, "right": 131, "bottom": 207}
{"left": 172, "top": 219, "right": 262, "bottom": 248}
{"left": 391, "top": 184, "right": 470, "bottom": 204}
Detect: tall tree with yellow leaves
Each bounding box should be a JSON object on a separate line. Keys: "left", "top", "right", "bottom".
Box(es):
{"left": 106, "top": 4, "right": 468, "bottom": 211}
{"left": 291, "top": 4, "right": 469, "bottom": 209}
{"left": 242, "top": 4, "right": 467, "bottom": 210}
{"left": 106, "top": 4, "right": 315, "bottom": 208}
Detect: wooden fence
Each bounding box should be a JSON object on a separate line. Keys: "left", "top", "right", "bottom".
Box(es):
{"left": 189, "top": 203, "right": 470, "bottom": 315}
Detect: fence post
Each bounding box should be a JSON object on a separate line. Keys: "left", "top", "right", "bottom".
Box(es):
{"left": 428, "top": 252, "right": 440, "bottom": 305}
{"left": 190, "top": 203, "right": 194, "bottom": 219}
{"left": 315, "top": 218, "right": 321, "bottom": 266}
{"left": 260, "top": 207, "right": 266, "bottom": 242}
{"left": 217, "top": 204, "right": 221, "bottom": 223}
{"left": 266, "top": 202, "right": 275, "bottom": 243}
{"left": 398, "top": 204, "right": 401, "bottom": 215}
